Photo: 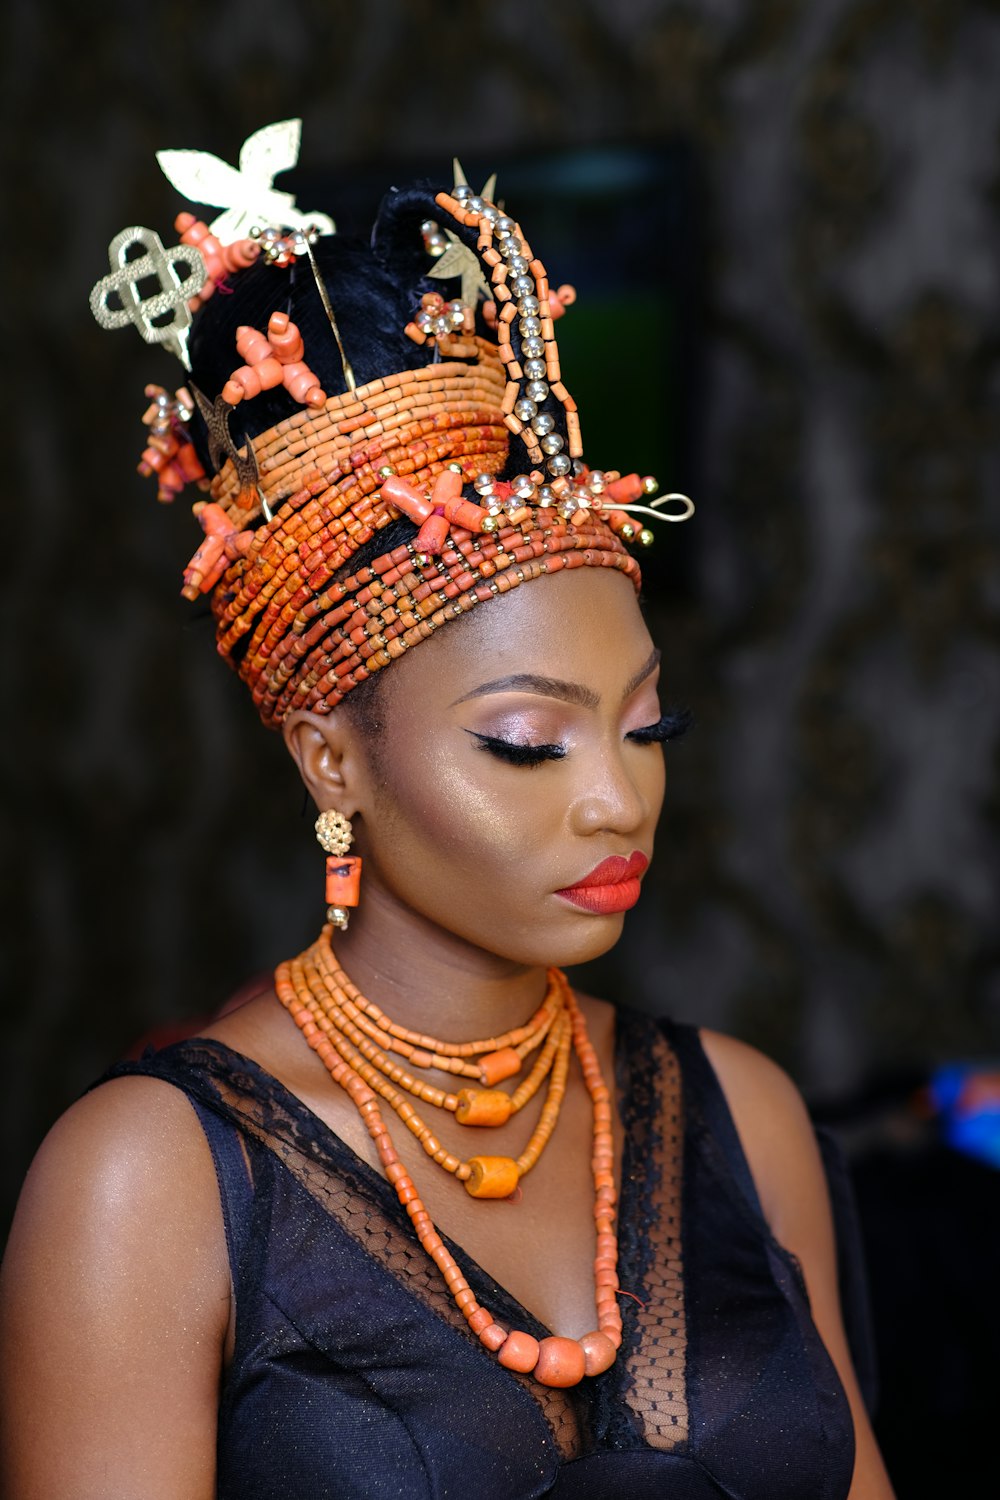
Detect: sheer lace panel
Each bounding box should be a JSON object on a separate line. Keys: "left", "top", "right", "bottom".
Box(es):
{"left": 616, "top": 1019, "right": 688, "bottom": 1449}
{"left": 192, "top": 1044, "right": 590, "bottom": 1463}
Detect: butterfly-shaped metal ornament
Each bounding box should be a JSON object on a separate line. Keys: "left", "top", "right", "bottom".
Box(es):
{"left": 189, "top": 383, "right": 270, "bottom": 520}
{"left": 428, "top": 158, "right": 496, "bottom": 307}
{"left": 156, "top": 119, "right": 335, "bottom": 244}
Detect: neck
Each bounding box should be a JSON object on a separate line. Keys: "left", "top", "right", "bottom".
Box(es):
{"left": 328, "top": 879, "right": 551, "bottom": 1042}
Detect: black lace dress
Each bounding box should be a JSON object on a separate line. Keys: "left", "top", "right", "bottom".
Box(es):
{"left": 99, "top": 1012, "right": 863, "bottom": 1498}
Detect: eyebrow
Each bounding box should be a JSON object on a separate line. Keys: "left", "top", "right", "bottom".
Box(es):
{"left": 452, "top": 648, "right": 661, "bottom": 709}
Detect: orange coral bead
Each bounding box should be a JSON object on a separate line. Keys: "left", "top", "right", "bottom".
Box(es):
{"left": 479, "top": 1047, "right": 522, "bottom": 1085}
{"left": 579, "top": 1330, "right": 617, "bottom": 1376}
{"left": 266, "top": 310, "right": 305, "bottom": 363}
{"left": 414, "top": 513, "right": 450, "bottom": 555}
{"left": 443, "top": 496, "right": 489, "bottom": 532}
{"left": 454, "top": 1089, "right": 512, "bottom": 1126}
{"left": 283, "top": 363, "right": 326, "bottom": 408}
{"left": 533, "top": 1336, "right": 586, "bottom": 1388}
{"left": 463, "top": 1156, "right": 519, "bottom": 1199}
{"left": 236, "top": 325, "right": 274, "bottom": 364}
{"left": 498, "top": 1330, "right": 540, "bottom": 1373}
{"left": 380, "top": 475, "right": 434, "bottom": 524}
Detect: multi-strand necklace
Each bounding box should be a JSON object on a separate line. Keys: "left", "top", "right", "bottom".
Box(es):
{"left": 276, "top": 926, "right": 622, "bottom": 1386}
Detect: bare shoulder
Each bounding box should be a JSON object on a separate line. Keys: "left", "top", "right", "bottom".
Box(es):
{"left": 6, "top": 1072, "right": 226, "bottom": 1256}
{"left": 0, "top": 1076, "right": 228, "bottom": 1499}
{"left": 696, "top": 1029, "right": 822, "bottom": 1239}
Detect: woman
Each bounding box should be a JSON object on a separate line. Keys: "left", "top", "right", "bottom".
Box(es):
{"left": 0, "top": 125, "right": 894, "bottom": 1497}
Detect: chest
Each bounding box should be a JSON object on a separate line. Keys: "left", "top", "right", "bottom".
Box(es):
{"left": 297, "top": 1057, "right": 619, "bottom": 1338}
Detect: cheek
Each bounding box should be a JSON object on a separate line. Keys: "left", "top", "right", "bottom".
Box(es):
{"left": 364, "top": 739, "right": 557, "bottom": 896}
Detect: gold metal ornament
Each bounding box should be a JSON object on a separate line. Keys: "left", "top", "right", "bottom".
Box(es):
{"left": 89, "top": 226, "right": 207, "bottom": 368}
{"left": 315, "top": 809, "right": 354, "bottom": 858}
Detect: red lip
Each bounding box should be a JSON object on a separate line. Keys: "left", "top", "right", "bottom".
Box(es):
{"left": 555, "top": 852, "right": 649, "bottom": 914}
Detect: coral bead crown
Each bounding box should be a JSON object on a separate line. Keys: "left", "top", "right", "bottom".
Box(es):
{"left": 89, "top": 120, "right": 692, "bottom": 724}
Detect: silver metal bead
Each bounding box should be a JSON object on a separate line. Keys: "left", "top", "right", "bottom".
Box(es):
{"left": 540, "top": 432, "right": 564, "bottom": 455}
{"left": 508, "top": 255, "right": 530, "bottom": 276}
{"left": 522, "top": 335, "right": 545, "bottom": 359}
{"left": 480, "top": 204, "right": 500, "bottom": 224}
{"left": 531, "top": 412, "right": 555, "bottom": 435}
{"left": 454, "top": 183, "right": 473, "bottom": 201}
{"left": 525, "top": 379, "right": 549, "bottom": 402}
{"left": 514, "top": 397, "right": 538, "bottom": 421}
{"left": 537, "top": 485, "right": 556, "bottom": 506}
{"left": 473, "top": 472, "right": 495, "bottom": 494}
{"left": 510, "top": 274, "right": 535, "bottom": 297}
{"left": 517, "top": 295, "right": 540, "bottom": 316}
{"left": 523, "top": 358, "right": 546, "bottom": 381}
{"left": 519, "top": 316, "right": 542, "bottom": 338}
{"left": 496, "top": 216, "right": 516, "bottom": 234}
{"left": 548, "top": 454, "right": 572, "bottom": 477}
{"left": 512, "top": 474, "right": 536, "bottom": 499}
{"left": 468, "top": 196, "right": 485, "bottom": 213}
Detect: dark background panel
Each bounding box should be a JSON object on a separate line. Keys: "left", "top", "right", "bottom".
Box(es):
{"left": 3, "top": 2, "right": 1000, "bottom": 1491}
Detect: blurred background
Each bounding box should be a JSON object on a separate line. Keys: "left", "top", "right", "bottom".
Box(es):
{"left": 3, "top": 0, "right": 1000, "bottom": 1491}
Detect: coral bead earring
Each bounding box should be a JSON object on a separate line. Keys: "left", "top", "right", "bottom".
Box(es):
{"left": 315, "top": 809, "right": 362, "bottom": 930}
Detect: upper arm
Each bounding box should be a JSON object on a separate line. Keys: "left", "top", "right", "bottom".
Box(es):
{"left": 0, "top": 1076, "right": 231, "bottom": 1500}
{"left": 699, "top": 1030, "right": 895, "bottom": 1500}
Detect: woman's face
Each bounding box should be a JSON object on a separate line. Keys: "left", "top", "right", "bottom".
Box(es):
{"left": 346, "top": 566, "right": 669, "bottom": 970}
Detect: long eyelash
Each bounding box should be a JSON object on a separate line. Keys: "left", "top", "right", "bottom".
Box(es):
{"left": 469, "top": 732, "right": 566, "bottom": 767}
{"left": 627, "top": 707, "right": 693, "bottom": 745}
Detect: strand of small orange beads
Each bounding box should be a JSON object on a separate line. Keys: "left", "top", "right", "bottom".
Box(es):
{"left": 275, "top": 927, "right": 623, "bottom": 1386}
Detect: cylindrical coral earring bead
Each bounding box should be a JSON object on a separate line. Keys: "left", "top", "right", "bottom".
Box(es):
{"left": 325, "top": 855, "right": 362, "bottom": 908}
{"left": 463, "top": 1156, "right": 519, "bottom": 1198}
{"left": 533, "top": 1337, "right": 586, "bottom": 1388}
{"left": 479, "top": 1048, "right": 522, "bottom": 1085}
{"left": 498, "top": 1330, "right": 541, "bottom": 1373}
{"left": 454, "top": 1089, "right": 512, "bottom": 1126}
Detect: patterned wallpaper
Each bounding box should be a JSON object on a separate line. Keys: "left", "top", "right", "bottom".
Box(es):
{"left": 4, "top": 0, "right": 999, "bottom": 1238}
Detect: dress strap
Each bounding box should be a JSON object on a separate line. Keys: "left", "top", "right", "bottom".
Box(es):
{"left": 185, "top": 1094, "right": 255, "bottom": 1280}
{"left": 661, "top": 1018, "right": 878, "bottom": 1413}
{"left": 660, "top": 1018, "right": 766, "bottom": 1219}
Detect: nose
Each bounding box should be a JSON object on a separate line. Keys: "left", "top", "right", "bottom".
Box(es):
{"left": 568, "top": 741, "right": 657, "bottom": 839}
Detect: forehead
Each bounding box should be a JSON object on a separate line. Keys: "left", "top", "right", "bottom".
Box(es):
{"left": 386, "top": 567, "right": 654, "bottom": 708}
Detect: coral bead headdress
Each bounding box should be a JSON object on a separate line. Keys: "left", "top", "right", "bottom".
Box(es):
{"left": 90, "top": 120, "right": 693, "bottom": 726}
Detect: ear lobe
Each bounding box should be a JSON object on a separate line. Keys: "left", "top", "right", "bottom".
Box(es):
{"left": 282, "top": 709, "right": 360, "bottom": 815}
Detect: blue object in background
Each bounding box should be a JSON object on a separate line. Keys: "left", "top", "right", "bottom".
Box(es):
{"left": 931, "top": 1064, "right": 1000, "bottom": 1170}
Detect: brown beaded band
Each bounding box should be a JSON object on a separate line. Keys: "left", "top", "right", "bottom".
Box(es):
{"left": 206, "top": 368, "right": 641, "bottom": 727}
{"left": 209, "top": 355, "right": 507, "bottom": 524}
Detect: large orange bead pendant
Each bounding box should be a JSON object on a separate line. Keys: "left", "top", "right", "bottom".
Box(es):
{"left": 463, "top": 1155, "right": 520, "bottom": 1198}
{"left": 454, "top": 1089, "right": 513, "bottom": 1126}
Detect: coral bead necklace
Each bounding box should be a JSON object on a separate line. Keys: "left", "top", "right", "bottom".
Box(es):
{"left": 276, "top": 926, "right": 623, "bottom": 1387}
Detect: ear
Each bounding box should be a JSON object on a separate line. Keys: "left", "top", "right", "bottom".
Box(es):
{"left": 281, "top": 708, "right": 366, "bottom": 817}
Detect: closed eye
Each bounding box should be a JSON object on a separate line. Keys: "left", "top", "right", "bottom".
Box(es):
{"left": 626, "top": 708, "right": 693, "bottom": 744}
{"left": 468, "top": 732, "right": 566, "bottom": 768}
